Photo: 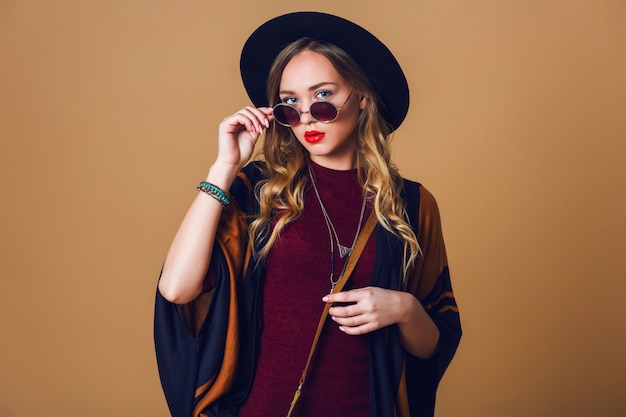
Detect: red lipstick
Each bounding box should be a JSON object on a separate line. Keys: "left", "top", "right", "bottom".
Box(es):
{"left": 304, "top": 130, "right": 325, "bottom": 143}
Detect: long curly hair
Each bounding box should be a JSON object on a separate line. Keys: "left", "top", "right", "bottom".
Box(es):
{"left": 248, "top": 38, "right": 420, "bottom": 275}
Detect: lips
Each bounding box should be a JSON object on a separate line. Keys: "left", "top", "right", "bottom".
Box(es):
{"left": 304, "top": 131, "right": 325, "bottom": 143}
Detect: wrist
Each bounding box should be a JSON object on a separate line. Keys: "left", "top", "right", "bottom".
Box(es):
{"left": 398, "top": 291, "right": 419, "bottom": 325}
{"left": 206, "top": 161, "right": 240, "bottom": 190}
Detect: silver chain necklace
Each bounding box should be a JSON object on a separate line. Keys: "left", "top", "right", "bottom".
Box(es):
{"left": 309, "top": 166, "right": 367, "bottom": 291}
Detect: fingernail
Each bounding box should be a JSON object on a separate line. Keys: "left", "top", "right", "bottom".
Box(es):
{"left": 265, "top": 118, "right": 270, "bottom": 128}
{"left": 322, "top": 296, "right": 329, "bottom": 302}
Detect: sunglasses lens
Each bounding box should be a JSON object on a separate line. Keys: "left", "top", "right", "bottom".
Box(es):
{"left": 273, "top": 105, "right": 300, "bottom": 126}
{"left": 310, "top": 102, "right": 338, "bottom": 122}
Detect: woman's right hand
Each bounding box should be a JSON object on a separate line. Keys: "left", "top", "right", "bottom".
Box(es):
{"left": 216, "top": 106, "right": 274, "bottom": 170}
{"left": 159, "top": 106, "right": 274, "bottom": 304}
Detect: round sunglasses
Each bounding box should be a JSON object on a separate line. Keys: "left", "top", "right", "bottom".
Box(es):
{"left": 272, "top": 91, "right": 354, "bottom": 127}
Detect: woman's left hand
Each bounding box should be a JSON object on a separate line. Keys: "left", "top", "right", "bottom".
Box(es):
{"left": 324, "top": 287, "right": 413, "bottom": 335}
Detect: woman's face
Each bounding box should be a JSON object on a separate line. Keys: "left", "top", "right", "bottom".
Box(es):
{"left": 278, "top": 50, "right": 365, "bottom": 170}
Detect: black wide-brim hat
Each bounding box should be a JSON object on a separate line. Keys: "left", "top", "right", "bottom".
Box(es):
{"left": 240, "top": 11, "right": 409, "bottom": 131}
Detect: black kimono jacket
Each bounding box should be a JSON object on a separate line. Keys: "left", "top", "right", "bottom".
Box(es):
{"left": 155, "top": 162, "right": 461, "bottom": 417}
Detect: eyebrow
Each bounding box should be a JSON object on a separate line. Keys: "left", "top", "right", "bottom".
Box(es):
{"left": 279, "top": 82, "right": 339, "bottom": 95}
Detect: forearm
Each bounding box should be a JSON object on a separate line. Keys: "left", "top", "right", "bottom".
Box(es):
{"left": 397, "top": 292, "right": 440, "bottom": 359}
{"left": 158, "top": 163, "right": 240, "bottom": 304}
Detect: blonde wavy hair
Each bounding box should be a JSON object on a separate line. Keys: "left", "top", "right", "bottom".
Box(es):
{"left": 248, "top": 38, "right": 420, "bottom": 275}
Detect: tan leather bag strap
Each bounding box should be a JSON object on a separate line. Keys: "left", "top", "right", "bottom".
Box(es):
{"left": 286, "top": 211, "right": 378, "bottom": 417}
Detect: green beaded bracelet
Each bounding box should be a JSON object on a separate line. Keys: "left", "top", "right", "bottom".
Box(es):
{"left": 197, "top": 181, "right": 231, "bottom": 207}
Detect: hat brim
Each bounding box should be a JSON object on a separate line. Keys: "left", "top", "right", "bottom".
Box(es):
{"left": 240, "top": 12, "right": 409, "bottom": 131}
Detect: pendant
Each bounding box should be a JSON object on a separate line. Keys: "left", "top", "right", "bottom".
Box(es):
{"left": 338, "top": 244, "right": 352, "bottom": 259}
{"left": 330, "top": 272, "right": 338, "bottom": 293}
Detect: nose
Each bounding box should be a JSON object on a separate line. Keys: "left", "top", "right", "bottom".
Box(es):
{"left": 299, "top": 108, "right": 313, "bottom": 124}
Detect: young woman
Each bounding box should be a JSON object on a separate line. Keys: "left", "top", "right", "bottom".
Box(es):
{"left": 155, "top": 12, "right": 461, "bottom": 417}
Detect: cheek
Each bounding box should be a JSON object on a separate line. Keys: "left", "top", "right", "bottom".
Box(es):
{"left": 289, "top": 126, "right": 303, "bottom": 139}
{"left": 289, "top": 127, "right": 309, "bottom": 147}
{"left": 338, "top": 116, "right": 360, "bottom": 136}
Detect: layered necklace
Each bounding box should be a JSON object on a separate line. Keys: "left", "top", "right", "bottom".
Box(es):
{"left": 308, "top": 165, "right": 367, "bottom": 292}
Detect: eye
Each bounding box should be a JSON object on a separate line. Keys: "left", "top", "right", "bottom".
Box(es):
{"left": 281, "top": 96, "right": 298, "bottom": 105}
{"left": 315, "top": 90, "right": 333, "bottom": 100}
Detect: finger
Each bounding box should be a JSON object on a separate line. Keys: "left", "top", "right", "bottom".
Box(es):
{"left": 328, "top": 302, "right": 359, "bottom": 318}
{"left": 337, "top": 311, "right": 388, "bottom": 335}
{"left": 222, "top": 108, "right": 264, "bottom": 134}
{"left": 231, "top": 112, "right": 260, "bottom": 134}
{"left": 238, "top": 106, "right": 272, "bottom": 130}
{"left": 338, "top": 322, "right": 375, "bottom": 335}
{"left": 322, "top": 288, "right": 362, "bottom": 304}
{"left": 332, "top": 313, "right": 367, "bottom": 327}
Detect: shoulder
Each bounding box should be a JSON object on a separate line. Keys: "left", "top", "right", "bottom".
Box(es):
{"left": 228, "top": 161, "right": 267, "bottom": 215}
{"left": 401, "top": 177, "right": 422, "bottom": 204}
{"left": 239, "top": 161, "right": 268, "bottom": 185}
{"left": 232, "top": 161, "right": 268, "bottom": 194}
{"left": 401, "top": 178, "right": 441, "bottom": 227}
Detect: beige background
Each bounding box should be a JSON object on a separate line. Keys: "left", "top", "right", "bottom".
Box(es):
{"left": 1, "top": 1, "right": 625, "bottom": 416}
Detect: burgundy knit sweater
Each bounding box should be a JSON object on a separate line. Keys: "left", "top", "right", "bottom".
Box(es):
{"left": 239, "top": 162, "right": 376, "bottom": 417}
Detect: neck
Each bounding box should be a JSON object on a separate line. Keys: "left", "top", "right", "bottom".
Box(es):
{"left": 309, "top": 153, "right": 357, "bottom": 171}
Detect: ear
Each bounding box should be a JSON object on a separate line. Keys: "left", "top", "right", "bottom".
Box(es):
{"left": 359, "top": 94, "right": 368, "bottom": 110}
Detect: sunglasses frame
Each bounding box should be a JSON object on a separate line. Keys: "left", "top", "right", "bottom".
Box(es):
{"left": 272, "top": 90, "right": 354, "bottom": 127}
